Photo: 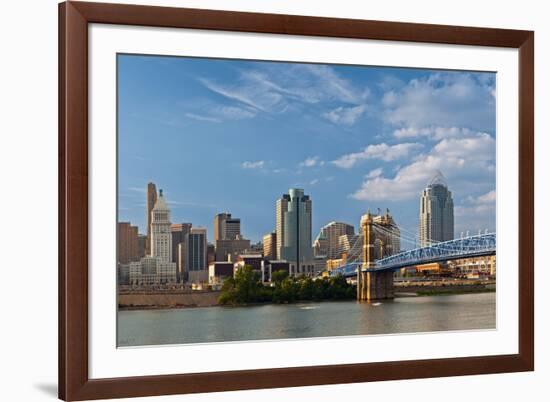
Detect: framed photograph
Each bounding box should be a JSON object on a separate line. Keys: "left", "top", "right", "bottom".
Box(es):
{"left": 59, "top": 1, "right": 534, "bottom": 400}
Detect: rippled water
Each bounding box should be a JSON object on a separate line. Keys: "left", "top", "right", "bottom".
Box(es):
{"left": 117, "top": 292, "right": 496, "bottom": 347}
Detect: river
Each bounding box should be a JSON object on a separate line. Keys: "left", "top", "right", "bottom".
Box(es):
{"left": 117, "top": 292, "right": 495, "bottom": 347}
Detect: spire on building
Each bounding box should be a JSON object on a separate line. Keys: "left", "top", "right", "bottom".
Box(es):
{"left": 153, "top": 189, "right": 168, "bottom": 210}
{"left": 427, "top": 170, "right": 448, "bottom": 188}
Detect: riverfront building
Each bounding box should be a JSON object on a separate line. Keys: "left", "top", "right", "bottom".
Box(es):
{"left": 419, "top": 171, "right": 454, "bottom": 247}
{"left": 275, "top": 188, "right": 315, "bottom": 276}
{"left": 208, "top": 261, "right": 234, "bottom": 286}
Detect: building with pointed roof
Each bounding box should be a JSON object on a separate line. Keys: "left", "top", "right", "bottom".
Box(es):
{"left": 419, "top": 171, "right": 454, "bottom": 247}
{"left": 125, "top": 188, "right": 177, "bottom": 286}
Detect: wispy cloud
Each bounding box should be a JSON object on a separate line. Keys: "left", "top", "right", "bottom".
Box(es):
{"left": 185, "top": 112, "right": 221, "bottom": 123}
{"left": 322, "top": 105, "right": 366, "bottom": 126}
{"left": 215, "top": 106, "right": 256, "bottom": 120}
{"left": 127, "top": 187, "right": 147, "bottom": 193}
{"left": 199, "top": 77, "right": 278, "bottom": 113}
{"left": 197, "top": 64, "right": 370, "bottom": 122}
{"left": 299, "top": 156, "right": 324, "bottom": 168}
{"left": 332, "top": 142, "right": 422, "bottom": 168}
{"left": 166, "top": 199, "right": 218, "bottom": 209}
{"left": 241, "top": 160, "right": 265, "bottom": 169}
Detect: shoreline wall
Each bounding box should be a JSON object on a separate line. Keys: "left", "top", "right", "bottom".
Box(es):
{"left": 119, "top": 291, "right": 221, "bottom": 308}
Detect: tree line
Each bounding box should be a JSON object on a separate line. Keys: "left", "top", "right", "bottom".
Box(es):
{"left": 218, "top": 265, "right": 356, "bottom": 305}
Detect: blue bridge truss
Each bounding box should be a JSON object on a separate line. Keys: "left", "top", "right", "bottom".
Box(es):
{"left": 330, "top": 233, "right": 496, "bottom": 277}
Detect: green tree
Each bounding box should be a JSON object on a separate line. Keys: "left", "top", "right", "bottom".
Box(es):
{"left": 271, "top": 269, "right": 289, "bottom": 285}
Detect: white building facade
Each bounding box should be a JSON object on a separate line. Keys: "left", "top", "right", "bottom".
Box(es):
{"left": 128, "top": 189, "right": 177, "bottom": 286}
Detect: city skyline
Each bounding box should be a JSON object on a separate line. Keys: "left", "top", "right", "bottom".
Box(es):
{"left": 118, "top": 55, "right": 497, "bottom": 242}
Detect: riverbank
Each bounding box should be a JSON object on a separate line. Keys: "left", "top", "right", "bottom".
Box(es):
{"left": 118, "top": 290, "right": 220, "bottom": 310}
{"left": 118, "top": 280, "right": 495, "bottom": 310}
{"left": 394, "top": 279, "right": 495, "bottom": 297}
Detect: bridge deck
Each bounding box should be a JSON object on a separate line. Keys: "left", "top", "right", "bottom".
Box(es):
{"left": 330, "top": 233, "right": 496, "bottom": 277}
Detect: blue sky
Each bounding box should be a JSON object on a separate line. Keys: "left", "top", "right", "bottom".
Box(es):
{"left": 118, "top": 54, "right": 496, "bottom": 246}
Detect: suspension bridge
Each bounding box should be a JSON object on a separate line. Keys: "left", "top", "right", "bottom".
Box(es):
{"left": 329, "top": 232, "right": 496, "bottom": 277}
{"left": 325, "top": 210, "right": 496, "bottom": 301}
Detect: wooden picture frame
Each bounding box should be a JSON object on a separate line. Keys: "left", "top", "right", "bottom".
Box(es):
{"left": 59, "top": 1, "right": 534, "bottom": 400}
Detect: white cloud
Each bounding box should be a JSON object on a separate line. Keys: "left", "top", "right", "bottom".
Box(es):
{"left": 299, "top": 156, "right": 323, "bottom": 168}
{"left": 322, "top": 105, "right": 366, "bottom": 126}
{"left": 241, "top": 160, "right": 265, "bottom": 169}
{"left": 332, "top": 142, "right": 422, "bottom": 168}
{"left": 309, "top": 179, "right": 319, "bottom": 186}
{"left": 462, "top": 190, "right": 496, "bottom": 210}
{"left": 366, "top": 168, "right": 383, "bottom": 179}
{"left": 382, "top": 73, "right": 496, "bottom": 131}
{"left": 455, "top": 190, "right": 496, "bottom": 233}
{"left": 393, "top": 126, "right": 479, "bottom": 141}
{"left": 350, "top": 132, "right": 495, "bottom": 201}
{"left": 184, "top": 113, "right": 221, "bottom": 123}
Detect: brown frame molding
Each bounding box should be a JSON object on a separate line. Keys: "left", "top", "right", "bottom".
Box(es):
{"left": 59, "top": 1, "right": 534, "bottom": 400}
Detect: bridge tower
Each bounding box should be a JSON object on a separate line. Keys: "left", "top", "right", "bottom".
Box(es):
{"left": 357, "top": 210, "right": 395, "bottom": 301}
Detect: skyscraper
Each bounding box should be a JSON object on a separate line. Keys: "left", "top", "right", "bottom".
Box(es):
{"left": 151, "top": 189, "right": 172, "bottom": 262}
{"left": 214, "top": 212, "right": 241, "bottom": 241}
{"left": 126, "top": 188, "right": 177, "bottom": 286}
{"left": 314, "top": 221, "right": 355, "bottom": 259}
{"left": 275, "top": 188, "right": 314, "bottom": 276}
{"left": 171, "top": 223, "right": 192, "bottom": 281}
{"left": 275, "top": 194, "right": 289, "bottom": 259}
{"left": 187, "top": 227, "right": 207, "bottom": 271}
{"left": 145, "top": 182, "right": 157, "bottom": 255}
{"left": 419, "top": 171, "right": 454, "bottom": 247}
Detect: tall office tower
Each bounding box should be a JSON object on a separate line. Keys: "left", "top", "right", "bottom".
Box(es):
{"left": 187, "top": 227, "right": 207, "bottom": 271}
{"left": 171, "top": 223, "right": 192, "bottom": 281}
{"left": 275, "top": 195, "right": 289, "bottom": 259}
{"left": 150, "top": 189, "right": 172, "bottom": 263}
{"left": 127, "top": 189, "right": 177, "bottom": 286}
{"left": 263, "top": 232, "right": 277, "bottom": 260}
{"left": 214, "top": 212, "right": 241, "bottom": 241}
{"left": 314, "top": 221, "right": 355, "bottom": 259}
{"left": 145, "top": 182, "right": 157, "bottom": 255}
{"left": 276, "top": 188, "right": 314, "bottom": 276}
{"left": 419, "top": 171, "right": 454, "bottom": 247}
{"left": 117, "top": 222, "right": 139, "bottom": 264}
